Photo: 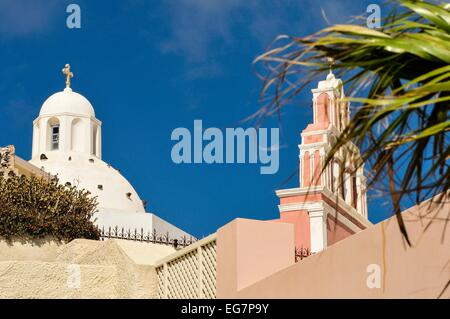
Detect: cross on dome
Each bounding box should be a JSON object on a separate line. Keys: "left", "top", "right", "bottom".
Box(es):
{"left": 62, "top": 64, "right": 74, "bottom": 89}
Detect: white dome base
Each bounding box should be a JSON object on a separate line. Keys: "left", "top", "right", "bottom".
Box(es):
{"left": 30, "top": 152, "right": 145, "bottom": 213}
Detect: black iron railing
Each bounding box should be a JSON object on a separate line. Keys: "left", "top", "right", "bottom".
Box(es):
{"left": 99, "top": 226, "right": 196, "bottom": 249}
{"left": 295, "top": 246, "right": 312, "bottom": 262}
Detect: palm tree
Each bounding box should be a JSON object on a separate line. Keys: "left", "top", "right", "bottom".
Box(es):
{"left": 254, "top": 0, "right": 449, "bottom": 245}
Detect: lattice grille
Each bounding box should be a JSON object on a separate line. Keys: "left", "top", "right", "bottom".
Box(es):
{"left": 155, "top": 235, "right": 217, "bottom": 299}
{"left": 167, "top": 250, "right": 199, "bottom": 298}
{"left": 156, "top": 266, "right": 164, "bottom": 298}
{"left": 201, "top": 241, "right": 217, "bottom": 299}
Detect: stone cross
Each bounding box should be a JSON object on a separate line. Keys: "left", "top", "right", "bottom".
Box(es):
{"left": 62, "top": 64, "right": 74, "bottom": 88}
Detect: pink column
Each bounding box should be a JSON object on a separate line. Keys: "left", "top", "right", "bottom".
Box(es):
{"left": 313, "top": 150, "right": 321, "bottom": 186}
{"left": 302, "top": 152, "right": 310, "bottom": 187}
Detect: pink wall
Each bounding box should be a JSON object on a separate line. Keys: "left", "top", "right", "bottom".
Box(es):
{"left": 226, "top": 198, "right": 450, "bottom": 298}
{"left": 304, "top": 135, "right": 323, "bottom": 144}
{"left": 279, "top": 193, "right": 322, "bottom": 204}
{"left": 216, "top": 218, "right": 295, "bottom": 298}
{"left": 279, "top": 210, "right": 311, "bottom": 250}
{"left": 327, "top": 213, "right": 354, "bottom": 246}
{"left": 277, "top": 191, "right": 366, "bottom": 250}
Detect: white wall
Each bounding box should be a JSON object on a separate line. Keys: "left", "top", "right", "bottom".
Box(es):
{"left": 93, "top": 210, "right": 194, "bottom": 240}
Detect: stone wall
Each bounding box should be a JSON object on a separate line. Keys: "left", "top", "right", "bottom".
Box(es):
{"left": 0, "top": 238, "right": 175, "bottom": 298}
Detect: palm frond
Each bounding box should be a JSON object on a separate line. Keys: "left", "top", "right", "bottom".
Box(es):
{"left": 254, "top": 0, "right": 450, "bottom": 243}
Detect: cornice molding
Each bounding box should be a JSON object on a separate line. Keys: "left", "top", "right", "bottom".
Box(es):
{"left": 35, "top": 113, "right": 102, "bottom": 125}
{"left": 276, "top": 186, "right": 372, "bottom": 229}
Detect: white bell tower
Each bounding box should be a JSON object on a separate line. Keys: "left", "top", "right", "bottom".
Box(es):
{"left": 29, "top": 64, "right": 145, "bottom": 214}
{"left": 31, "top": 64, "right": 102, "bottom": 161}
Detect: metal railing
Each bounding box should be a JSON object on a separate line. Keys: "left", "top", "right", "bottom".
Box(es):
{"left": 99, "top": 226, "right": 196, "bottom": 249}
{"left": 295, "top": 246, "right": 312, "bottom": 262}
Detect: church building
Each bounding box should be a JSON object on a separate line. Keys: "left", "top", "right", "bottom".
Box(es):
{"left": 3, "top": 64, "right": 192, "bottom": 242}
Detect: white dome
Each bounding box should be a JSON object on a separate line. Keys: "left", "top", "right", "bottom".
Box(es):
{"left": 30, "top": 153, "right": 145, "bottom": 213}
{"left": 40, "top": 88, "right": 95, "bottom": 118}
{"left": 32, "top": 82, "right": 145, "bottom": 214}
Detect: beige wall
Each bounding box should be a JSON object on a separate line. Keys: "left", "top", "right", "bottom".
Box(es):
{"left": 229, "top": 197, "right": 450, "bottom": 298}
{"left": 114, "top": 239, "right": 176, "bottom": 265}
{"left": 0, "top": 238, "right": 175, "bottom": 299}
{"left": 0, "top": 238, "right": 62, "bottom": 262}
{"left": 0, "top": 261, "right": 120, "bottom": 298}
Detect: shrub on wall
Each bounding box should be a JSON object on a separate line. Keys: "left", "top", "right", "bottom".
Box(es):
{"left": 0, "top": 173, "right": 100, "bottom": 242}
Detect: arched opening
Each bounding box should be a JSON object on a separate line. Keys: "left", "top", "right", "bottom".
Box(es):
{"left": 338, "top": 163, "right": 345, "bottom": 200}
{"left": 332, "top": 160, "right": 340, "bottom": 194}
{"left": 47, "top": 117, "right": 60, "bottom": 151}
{"left": 71, "top": 118, "right": 84, "bottom": 153}
{"left": 316, "top": 93, "right": 330, "bottom": 127}
{"left": 344, "top": 170, "right": 352, "bottom": 205}
{"left": 92, "top": 125, "right": 98, "bottom": 156}
{"left": 352, "top": 173, "right": 358, "bottom": 209}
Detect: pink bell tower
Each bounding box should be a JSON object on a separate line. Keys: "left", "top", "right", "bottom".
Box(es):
{"left": 275, "top": 71, "right": 371, "bottom": 253}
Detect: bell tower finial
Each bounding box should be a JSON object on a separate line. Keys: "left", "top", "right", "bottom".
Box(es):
{"left": 325, "top": 57, "right": 335, "bottom": 75}
{"left": 326, "top": 56, "right": 334, "bottom": 73}
{"left": 62, "top": 64, "right": 74, "bottom": 89}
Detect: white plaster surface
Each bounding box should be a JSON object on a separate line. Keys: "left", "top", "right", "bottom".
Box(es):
{"left": 0, "top": 238, "right": 176, "bottom": 298}
{"left": 93, "top": 211, "right": 194, "bottom": 240}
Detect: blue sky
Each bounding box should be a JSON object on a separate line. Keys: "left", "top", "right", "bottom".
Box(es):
{"left": 0, "top": 0, "right": 391, "bottom": 237}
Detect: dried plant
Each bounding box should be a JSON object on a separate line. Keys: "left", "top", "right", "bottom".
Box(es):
{"left": 0, "top": 173, "right": 100, "bottom": 242}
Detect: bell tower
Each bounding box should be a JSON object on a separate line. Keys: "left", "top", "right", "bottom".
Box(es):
{"left": 275, "top": 71, "right": 370, "bottom": 254}
{"left": 29, "top": 64, "right": 146, "bottom": 214}
{"left": 31, "top": 64, "right": 102, "bottom": 161}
